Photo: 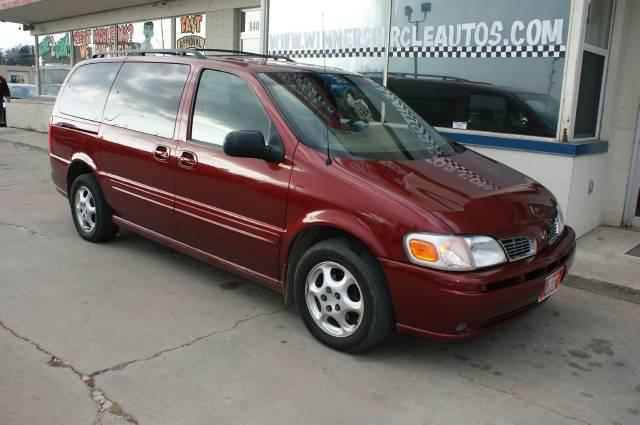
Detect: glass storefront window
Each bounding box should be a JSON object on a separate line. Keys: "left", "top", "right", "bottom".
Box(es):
{"left": 116, "top": 19, "right": 172, "bottom": 50}
{"left": 268, "top": 0, "right": 570, "bottom": 139}
{"left": 176, "top": 15, "right": 206, "bottom": 49}
{"left": 268, "top": 0, "right": 388, "bottom": 74}
{"left": 73, "top": 26, "right": 116, "bottom": 63}
{"left": 37, "top": 32, "right": 72, "bottom": 96}
{"left": 388, "top": 0, "right": 570, "bottom": 138}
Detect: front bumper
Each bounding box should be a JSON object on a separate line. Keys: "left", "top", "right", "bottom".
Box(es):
{"left": 380, "top": 226, "right": 576, "bottom": 342}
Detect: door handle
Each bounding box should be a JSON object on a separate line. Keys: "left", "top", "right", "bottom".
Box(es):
{"left": 153, "top": 145, "right": 171, "bottom": 162}
{"left": 179, "top": 151, "right": 197, "bottom": 169}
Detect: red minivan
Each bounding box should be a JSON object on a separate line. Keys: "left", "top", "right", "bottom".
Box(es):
{"left": 49, "top": 49, "right": 575, "bottom": 352}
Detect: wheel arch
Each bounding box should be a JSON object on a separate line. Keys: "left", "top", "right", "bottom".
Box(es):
{"left": 281, "top": 215, "right": 389, "bottom": 306}
{"left": 66, "top": 154, "right": 98, "bottom": 195}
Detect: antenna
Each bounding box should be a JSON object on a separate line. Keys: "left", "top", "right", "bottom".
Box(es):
{"left": 321, "top": 12, "right": 332, "bottom": 166}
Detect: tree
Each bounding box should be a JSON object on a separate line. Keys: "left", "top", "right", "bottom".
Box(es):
{"left": 0, "top": 44, "right": 35, "bottom": 66}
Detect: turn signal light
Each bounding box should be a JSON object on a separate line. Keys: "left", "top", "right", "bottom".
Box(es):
{"left": 408, "top": 239, "right": 439, "bottom": 262}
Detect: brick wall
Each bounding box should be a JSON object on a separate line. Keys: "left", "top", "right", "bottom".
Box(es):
{"left": 205, "top": 9, "right": 239, "bottom": 50}
{"left": 6, "top": 99, "right": 54, "bottom": 133}
{"left": 602, "top": 0, "right": 640, "bottom": 225}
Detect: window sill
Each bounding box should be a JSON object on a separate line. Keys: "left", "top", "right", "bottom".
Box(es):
{"left": 438, "top": 129, "right": 609, "bottom": 157}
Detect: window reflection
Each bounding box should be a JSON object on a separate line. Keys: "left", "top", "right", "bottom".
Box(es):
{"left": 191, "top": 70, "right": 271, "bottom": 146}
{"left": 103, "top": 62, "right": 189, "bottom": 138}
{"left": 58, "top": 63, "right": 121, "bottom": 121}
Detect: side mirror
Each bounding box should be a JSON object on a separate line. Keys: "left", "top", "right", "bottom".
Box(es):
{"left": 223, "top": 130, "right": 284, "bottom": 163}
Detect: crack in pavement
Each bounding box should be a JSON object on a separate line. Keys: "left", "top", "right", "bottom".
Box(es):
{"left": 457, "top": 372, "right": 594, "bottom": 425}
{"left": 0, "top": 318, "right": 138, "bottom": 425}
{"left": 90, "top": 306, "right": 289, "bottom": 377}
{"left": 0, "top": 220, "right": 50, "bottom": 241}
{"left": 0, "top": 307, "right": 288, "bottom": 423}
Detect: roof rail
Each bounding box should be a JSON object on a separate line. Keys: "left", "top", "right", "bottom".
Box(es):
{"left": 187, "top": 48, "right": 295, "bottom": 63}
{"left": 92, "top": 49, "right": 206, "bottom": 59}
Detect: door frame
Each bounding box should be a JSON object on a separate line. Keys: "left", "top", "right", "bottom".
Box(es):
{"left": 623, "top": 107, "right": 640, "bottom": 227}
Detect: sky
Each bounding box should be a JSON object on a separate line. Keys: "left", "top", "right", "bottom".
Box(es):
{"left": 0, "top": 22, "right": 34, "bottom": 49}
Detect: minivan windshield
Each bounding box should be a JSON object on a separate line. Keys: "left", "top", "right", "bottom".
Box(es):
{"left": 258, "top": 72, "right": 457, "bottom": 161}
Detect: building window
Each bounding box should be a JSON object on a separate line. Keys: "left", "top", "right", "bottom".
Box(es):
{"left": 72, "top": 26, "right": 116, "bottom": 64}
{"left": 116, "top": 19, "right": 172, "bottom": 51}
{"left": 387, "top": 0, "right": 570, "bottom": 139}
{"left": 574, "top": 0, "right": 615, "bottom": 139}
{"left": 267, "top": 0, "right": 570, "bottom": 139}
{"left": 176, "top": 15, "right": 206, "bottom": 49}
{"left": 240, "top": 8, "right": 261, "bottom": 53}
{"left": 37, "top": 32, "right": 72, "bottom": 96}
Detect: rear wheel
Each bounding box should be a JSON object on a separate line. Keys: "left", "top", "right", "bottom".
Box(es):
{"left": 294, "top": 238, "right": 394, "bottom": 353}
{"left": 69, "top": 174, "right": 118, "bottom": 242}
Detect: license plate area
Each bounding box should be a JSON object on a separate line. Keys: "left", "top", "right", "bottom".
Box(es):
{"left": 539, "top": 267, "right": 564, "bottom": 302}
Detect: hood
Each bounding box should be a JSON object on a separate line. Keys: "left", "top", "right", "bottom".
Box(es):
{"left": 334, "top": 149, "right": 558, "bottom": 240}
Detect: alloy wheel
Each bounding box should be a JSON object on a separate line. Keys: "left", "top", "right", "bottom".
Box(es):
{"left": 305, "top": 261, "right": 365, "bottom": 338}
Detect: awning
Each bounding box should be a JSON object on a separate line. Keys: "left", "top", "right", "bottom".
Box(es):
{"left": 0, "top": 0, "right": 157, "bottom": 24}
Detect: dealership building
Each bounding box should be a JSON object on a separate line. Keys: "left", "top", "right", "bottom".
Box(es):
{"left": 1, "top": 0, "right": 639, "bottom": 238}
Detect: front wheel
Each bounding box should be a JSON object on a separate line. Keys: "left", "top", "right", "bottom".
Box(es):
{"left": 294, "top": 238, "right": 394, "bottom": 353}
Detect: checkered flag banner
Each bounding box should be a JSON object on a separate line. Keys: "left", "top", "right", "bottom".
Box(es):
{"left": 428, "top": 156, "right": 502, "bottom": 192}
{"left": 391, "top": 44, "right": 566, "bottom": 58}
{"left": 270, "top": 44, "right": 565, "bottom": 59}
{"left": 271, "top": 46, "right": 386, "bottom": 59}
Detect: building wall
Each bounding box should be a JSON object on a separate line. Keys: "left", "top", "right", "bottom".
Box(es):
{"left": 0, "top": 66, "right": 36, "bottom": 84}
{"left": 32, "top": 0, "right": 258, "bottom": 35}
{"left": 205, "top": 9, "right": 239, "bottom": 50}
{"left": 567, "top": 153, "right": 608, "bottom": 237}
{"left": 470, "top": 146, "right": 607, "bottom": 238}
{"left": 602, "top": 0, "right": 640, "bottom": 226}
{"left": 5, "top": 99, "right": 54, "bottom": 132}
{"left": 471, "top": 146, "right": 573, "bottom": 218}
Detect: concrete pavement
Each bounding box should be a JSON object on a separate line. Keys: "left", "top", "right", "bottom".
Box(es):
{"left": 1, "top": 130, "right": 639, "bottom": 425}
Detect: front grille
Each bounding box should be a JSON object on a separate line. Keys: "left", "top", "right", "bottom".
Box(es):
{"left": 548, "top": 218, "right": 560, "bottom": 244}
{"left": 499, "top": 236, "right": 536, "bottom": 262}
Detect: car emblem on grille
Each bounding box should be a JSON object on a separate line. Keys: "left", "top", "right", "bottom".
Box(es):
{"left": 540, "top": 230, "right": 548, "bottom": 240}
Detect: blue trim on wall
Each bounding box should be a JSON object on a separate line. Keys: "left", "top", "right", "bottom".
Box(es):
{"left": 440, "top": 131, "right": 609, "bottom": 157}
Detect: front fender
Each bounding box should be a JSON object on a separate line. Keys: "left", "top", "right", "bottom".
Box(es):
{"left": 280, "top": 208, "right": 390, "bottom": 268}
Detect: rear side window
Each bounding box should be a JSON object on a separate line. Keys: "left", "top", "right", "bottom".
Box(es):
{"left": 102, "top": 62, "right": 190, "bottom": 138}
{"left": 467, "top": 93, "right": 507, "bottom": 133}
{"left": 57, "top": 63, "right": 121, "bottom": 122}
{"left": 190, "top": 69, "right": 271, "bottom": 146}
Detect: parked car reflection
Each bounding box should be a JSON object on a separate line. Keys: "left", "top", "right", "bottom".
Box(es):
{"left": 8, "top": 83, "right": 37, "bottom": 99}
{"left": 368, "top": 73, "right": 560, "bottom": 138}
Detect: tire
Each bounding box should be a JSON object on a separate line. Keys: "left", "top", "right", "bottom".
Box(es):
{"left": 69, "top": 173, "right": 118, "bottom": 243}
{"left": 294, "top": 238, "right": 394, "bottom": 353}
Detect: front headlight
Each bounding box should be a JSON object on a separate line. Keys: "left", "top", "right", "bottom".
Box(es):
{"left": 404, "top": 233, "right": 507, "bottom": 271}
{"left": 555, "top": 204, "right": 565, "bottom": 237}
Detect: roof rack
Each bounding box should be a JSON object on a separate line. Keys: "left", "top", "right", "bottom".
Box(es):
{"left": 187, "top": 48, "right": 295, "bottom": 63}
{"left": 92, "top": 48, "right": 206, "bottom": 59}
{"left": 91, "top": 48, "right": 295, "bottom": 63}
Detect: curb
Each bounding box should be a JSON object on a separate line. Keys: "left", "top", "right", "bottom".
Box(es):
{"left": 564, "top": 274, "right": 640, "bottom": 305}
{"left": 0, "top": 137, "right": 48, "bottom": 153}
